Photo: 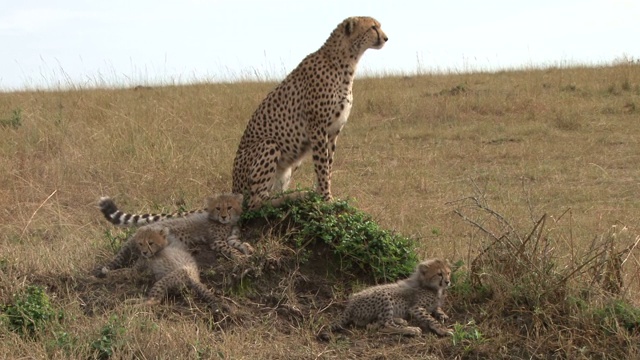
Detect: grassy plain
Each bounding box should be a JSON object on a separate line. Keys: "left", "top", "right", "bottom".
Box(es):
{"left": 1, "top": 63, "right": 639, "bottom": 359}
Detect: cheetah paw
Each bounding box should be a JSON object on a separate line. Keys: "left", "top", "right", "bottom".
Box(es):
{"left": 379, "top": 325, "right": 422, "bottom": 336}
{"left": 240, "top": 242, "right": 255, "bottom": 255}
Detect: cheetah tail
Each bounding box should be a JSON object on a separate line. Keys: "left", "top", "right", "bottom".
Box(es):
{"left": 98, "top": 196, "right": 180, "bottom": 227}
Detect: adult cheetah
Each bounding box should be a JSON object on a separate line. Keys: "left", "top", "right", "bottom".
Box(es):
{"left": 232, "top": 16, "right": 388, "bottom": 209}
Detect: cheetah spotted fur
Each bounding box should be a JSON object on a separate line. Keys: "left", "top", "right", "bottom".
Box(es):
{"left": 132, "top": 227, "right": 223, "bottom": 309}
{"left": 319, "top": 258, "right": 453, "bottom": 340}
{"left": 95, "top": 193, "right": 253, "bottom": 277}
{"left": 232, "top": 16, "right": 388, "bottom": 209}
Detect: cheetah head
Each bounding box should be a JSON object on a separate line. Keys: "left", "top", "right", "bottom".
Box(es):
{"left": 416, "top": 258, "right": 451, "bottom": 290}
{"left": 207, "top": 193, "right": 243, "bottom": 225}
{"left": 134, "top": 227, "right": 170, "bottom": 258}
{"left": 340, "top": 16, "right": 388, "bottom": 52}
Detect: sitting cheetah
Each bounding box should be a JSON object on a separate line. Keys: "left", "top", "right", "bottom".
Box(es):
{"left": 132, "top": 226, "right": 223, "bottom": 309}
{"left": 318, "top": 258, "right": 453, "bottom": 340}
{"left": 232, "top": 16, "right": 388, "bottom": 209}
{"left": 95, "top": 193, "right": 253, "bottom": 277}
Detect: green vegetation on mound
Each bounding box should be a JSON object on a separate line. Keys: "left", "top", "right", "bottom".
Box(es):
{"left": 242, "top": 191, "right": 419, "bottom": 282}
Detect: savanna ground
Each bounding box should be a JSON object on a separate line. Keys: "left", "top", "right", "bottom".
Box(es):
{"left": 1, "top": 63, "right": 640, "bottom": 359}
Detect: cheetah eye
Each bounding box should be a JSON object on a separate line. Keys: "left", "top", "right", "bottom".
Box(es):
{"left": 371, "top": 25, "right": 377, "bottom": 30}
{"left": 227, "top": 206, "right": 232, "bottom": 210}
{"left": 215, "top": 207, "right": 221, "bottom": 211}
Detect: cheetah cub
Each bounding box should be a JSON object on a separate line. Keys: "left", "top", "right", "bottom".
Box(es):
{"left": 132, "top": 227, "right": 222, "bottom": 308}
{"left": 96, "top": 193, "right": 253, "bottom": 277}
{"left": 319, "top": 258, "right": 452, "bottom": 340}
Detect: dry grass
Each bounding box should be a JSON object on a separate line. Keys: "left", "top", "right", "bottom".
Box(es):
{"left": 1, "top": 63, "right": 640, "bottom": 359}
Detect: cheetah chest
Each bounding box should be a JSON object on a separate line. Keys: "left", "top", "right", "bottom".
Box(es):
{"left": 327, "top": 95, "right": 352, "bottom": 136}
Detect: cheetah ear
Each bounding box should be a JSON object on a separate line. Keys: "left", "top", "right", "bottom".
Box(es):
{"left": 160, "top": 227, "right": 170, "bottom": 237}
{"left": 418, "top": 262, "right": 429, "bottom": 275}
{"left": 234, "top": 193, "right": 244, "bottom": 202}
{"left": 344, "top": 17, "right": 357, "bottom": 36}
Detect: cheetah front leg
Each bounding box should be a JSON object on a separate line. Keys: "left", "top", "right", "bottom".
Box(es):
{"left": 210, "top": 238, "right": 245, "bottom": 260}
{"left": 326, "top": 132, "right": 340, "bottom": 190}
{"left": 433, "top": 306, "right": 449, "bottom": 323}
{"left": 93, "top": 237, "right": 139, "bottom": 278}
{"left": 226, "top": 225, "right": 254, "bottom": 256}
{"left": 248, "top": 140, "right": 281, "bottom": 209}
{"left": 310, "top": 126, "right": 333, "bottom": 201}
{"left": 409, "top": 306, "right": 452, "bottom": 336}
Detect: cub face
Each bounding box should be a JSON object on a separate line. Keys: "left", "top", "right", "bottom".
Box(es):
{"left": 417, "top": 259, "right": 451, "bottom": 289}
{"left": 207, "top": 193, "right": 243, "bottom": 224}
{"left": 344, "top": 17, "right": 388, "bottom": 51}
{"left": 134, "top": 227, "right": 170, "bottom": 258}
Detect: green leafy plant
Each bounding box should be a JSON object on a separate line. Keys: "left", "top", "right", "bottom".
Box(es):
{"left": 90, "top": 315, "right": 126, "bottom": 360}
{"left": 48, "top": 331, "right": 79, "bottom": 355}
{"left": 451, "top": 320, "right": 485, "bottom": 351}
{"left": 243, "top": 191, "right": 418, "bottom": 282}
{"left": 1, "top": 285, "right": 60, "bottom": 337}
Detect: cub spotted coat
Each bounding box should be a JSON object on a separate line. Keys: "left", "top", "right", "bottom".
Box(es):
{"left": 319, "top": 258, "right": 452, "bottom": 340}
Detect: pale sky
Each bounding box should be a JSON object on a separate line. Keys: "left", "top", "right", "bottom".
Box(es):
{"left": 1, "top": 0, "right": 638, "bottom": 90}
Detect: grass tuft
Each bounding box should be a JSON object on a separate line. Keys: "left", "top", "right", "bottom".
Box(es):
{"left": 1, "top": 285, "right": 60, "bottom": 338}
{"left": 447, "top": 192, "right": 640, "bottom": 358}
